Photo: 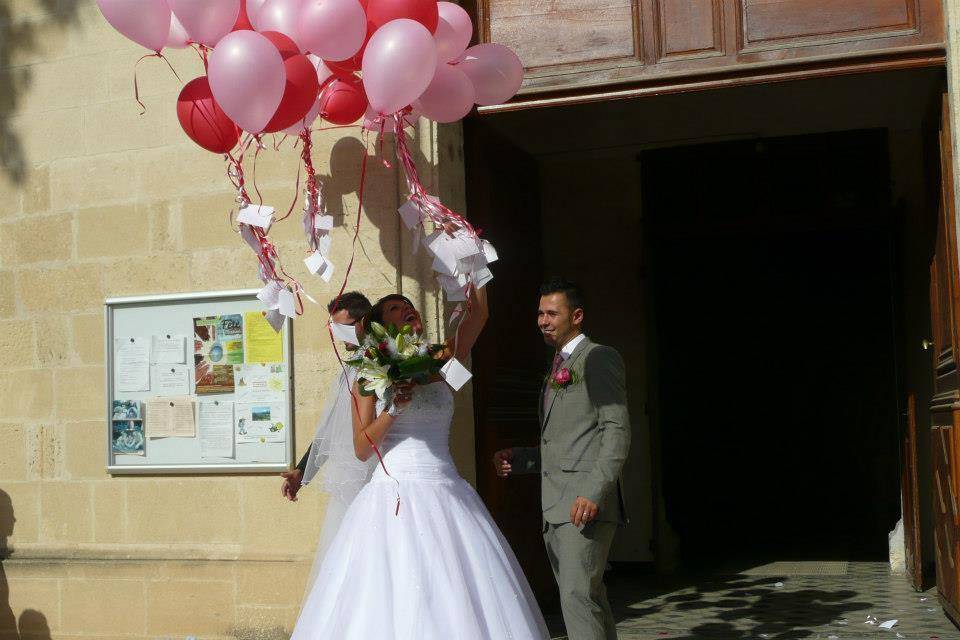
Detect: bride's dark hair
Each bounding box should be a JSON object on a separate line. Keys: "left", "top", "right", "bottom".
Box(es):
{"left": 366, "top": 294, "right": 415, "bottom": 327}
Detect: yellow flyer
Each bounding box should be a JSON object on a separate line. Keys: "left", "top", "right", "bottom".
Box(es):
{"left": 244, "top": 311, "right": 283, "bottom": 363}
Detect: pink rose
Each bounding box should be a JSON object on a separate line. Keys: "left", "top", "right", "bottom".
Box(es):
{"left": 554, "top": 368, "right": 572, "bottom": 386}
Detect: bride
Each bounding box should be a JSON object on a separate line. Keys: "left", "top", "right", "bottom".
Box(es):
{"left": 292, "top": 286, "right": 549, "bottom": 640}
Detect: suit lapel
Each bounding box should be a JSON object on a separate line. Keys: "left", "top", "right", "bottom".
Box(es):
{"left": 541, "top": 336, "right": 591, "bottom": 431}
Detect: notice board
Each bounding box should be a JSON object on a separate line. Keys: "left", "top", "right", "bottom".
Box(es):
{"left": 105, "top": 289, "right": 294, "bottom": 474}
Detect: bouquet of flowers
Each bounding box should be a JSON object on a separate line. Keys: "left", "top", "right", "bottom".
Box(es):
{"left": 345, "top": 322, "right": 447, "bottom": 400}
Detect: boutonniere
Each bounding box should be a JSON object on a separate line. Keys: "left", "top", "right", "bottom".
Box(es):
{"left": 550, "top": 367, "right": 581, "bottom": 390}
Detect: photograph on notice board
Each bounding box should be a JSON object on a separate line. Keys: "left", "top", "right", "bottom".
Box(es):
{"left": 112, "top": 419, "right": 145, "bottom": 456}
{"left": 112, "top": 399, "right": 141, "bottom": 421}
{"left": 193, "top": 314, "right": 244, "bottom": 394}
{"left": 235, "top": 402, "right": 286, "bottom": 444}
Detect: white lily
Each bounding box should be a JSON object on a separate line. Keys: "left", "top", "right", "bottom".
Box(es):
{"left": 360, "top": 363, "right": 393, "bottom": 399}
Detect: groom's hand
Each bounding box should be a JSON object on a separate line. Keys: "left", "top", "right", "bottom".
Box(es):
{"left": 281, "top": 469, "right": 303, "bottom": 501}
{"left": 570, "top": 496, "right": 599, "bottom": 526}
{"left": 493, "top": 448, "right": 513, "bottom": 477}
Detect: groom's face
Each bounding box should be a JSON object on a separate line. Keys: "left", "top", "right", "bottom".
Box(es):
{"left": 538, "top": 293, "right": 583, "bottom": 349}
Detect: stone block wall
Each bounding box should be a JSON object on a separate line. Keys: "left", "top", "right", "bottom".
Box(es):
{"left": 0, "top": 1, "right": 470, "bottom": 637}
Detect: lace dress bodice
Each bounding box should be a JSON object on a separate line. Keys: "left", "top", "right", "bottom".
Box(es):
{"left": 373, "top": 381, "right": 458, "bottom": 482}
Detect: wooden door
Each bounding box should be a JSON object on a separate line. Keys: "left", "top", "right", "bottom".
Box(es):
{"left": 930, "top": 91, "right": 960, "bottom": 620}
{"left": 468, "top": 0, "right": 945, "bottom": 108}
{"left": 464, "top": 118, "right": 556, "bottom": 606}
{"left": 902, "top": 393, "right": 925, "bottom": 589}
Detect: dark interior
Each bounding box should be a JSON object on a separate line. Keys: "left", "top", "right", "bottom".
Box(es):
{"left": 644, "top": 130, "right": 905, "bottom": 564}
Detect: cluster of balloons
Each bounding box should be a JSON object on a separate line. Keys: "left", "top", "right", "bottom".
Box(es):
{"left": 96, "top": 0, "right": 524, "bottom": 154}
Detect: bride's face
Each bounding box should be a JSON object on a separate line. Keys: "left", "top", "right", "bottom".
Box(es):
{"left": 380, "top": 298, "right": 423, "bottom": 334}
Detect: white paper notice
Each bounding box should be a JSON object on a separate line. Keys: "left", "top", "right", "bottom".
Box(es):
{"left": 152, "top": 334, "right": 186, "bottom": 364}
{"left": 234, "top": 363, "right": 286, "bottom": 403}
{"left": 115, "top": 337, "right": 150, "bottom": 392}
{"left": 236, "top": 402, "right": 287, "bottom": 443}
{"left": 198, "top": 401, "right": 235, "bottom": 458}
{"left": 145, "top": 396, "right": 195, "bottom": 438}
{"left": 237, "top": 204, "right": 275, "bottom": 229}
{"left": 440, "top": 358, "right": 472, "bottom": 391}
{"left": 153, "top": 364, "right": 190, "bottom": 396}
{"left": 330, "top": 321, "right": 360, "bottom": 346}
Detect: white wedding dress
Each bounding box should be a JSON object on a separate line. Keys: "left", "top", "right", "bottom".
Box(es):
{"left": 292, "top": 381, "right": 550, "bottom": 640}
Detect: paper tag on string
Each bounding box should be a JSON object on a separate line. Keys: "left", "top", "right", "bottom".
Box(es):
{"left": 256, "top": 282, "right": 282, "bottom": 309}
{"left": 304, "top": 251, "right": 329, "bottom": 276}
{"left": 473, "top": 267, "right": 494, "bottom": 289}
{"left": 264, "top": 309, "right": 285, "bottom": 332}
{"left": 330, "top": 321, "right": 360, "bottom": 346}
{"left": 483, "top": 240, "right": 498, "bottom": 264}
{"left": 440, "top": 358, "right": 472, "bottom": 391}
{"left": 398, "top": 200, "right": 422, "bottom": 230}
{"left": 314, "top": 215, "right": 334, "bottom": 231}
{"left": 237, "top": 204, "right": 274, "bottom": 229}
{"left": 432, "top": 255, "right": 458, "bottom": 277}
{"left": 317, "top": 234, "right": 332, "bottom": 254}
{"left": 278, "top": 289, "right": 297, "bottom": 318}
{"left": 240, "top": 224, "right": 261, "bottom": 253}
{"left": 319, "top": 259, "right": 335, "bottom": 283}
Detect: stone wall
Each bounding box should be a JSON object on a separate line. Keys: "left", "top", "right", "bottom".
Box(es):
{"left": 0, "top": 1, "right": 468, "bottom": 637}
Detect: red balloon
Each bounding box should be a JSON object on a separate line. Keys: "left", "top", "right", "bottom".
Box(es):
{"left": 264, "top": 54, "right": 321, "bottom": 132}
{"left": 232, "top": 2, "right": 254, "bottom": 31}
{"left": 319, "top": 77, "right": 369, "bottom": 125}
{"left": 366, "top": 0, "right": 438, "bottom": 32}
{"left": 177, "top": 77, "right": 240, "bottom": 153}
{"left": 260, "top": 30, "right": 300, "bottom": 59}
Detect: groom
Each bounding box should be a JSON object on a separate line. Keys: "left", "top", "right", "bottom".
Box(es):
{"left": 494, "top": 278, "right": 630, "bottom": 640}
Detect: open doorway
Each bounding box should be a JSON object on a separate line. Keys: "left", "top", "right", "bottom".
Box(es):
{"left": 643, "top": 129, "right": 903, "bottom": 566}
{"left": 465, "top": 67, "right": 944, "bottom": 606}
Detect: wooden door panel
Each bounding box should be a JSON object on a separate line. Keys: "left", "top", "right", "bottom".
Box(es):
{"left": 488, "top": 0, "right": 637, "bottom": 69}
{"left": 933, "top": 423, "right": 958, "bottom": 605}
{"left": 471, "top": 0, "right": 943, "bottom": 106}
{"left": 739, "top": 0, "right": 916, "bottom": 51}
{"left": 654, "top": 0, "right": 723, "bottom": 61}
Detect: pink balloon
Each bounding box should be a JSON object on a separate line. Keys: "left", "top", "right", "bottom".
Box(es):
{"left": 166, "top": 13, "right": 191, "bottom": 49}
{"left": 299, "top": 0, "right": 367, "bottom": 61}
{"left": 363, "top": 104, "right": 420, "bottom": 133}
{"left": 362, "top": 19, "right": 438, "bottom": 115}
{"left": 434, "top": 2, "right": 471, "bottom": 62}
{"left": 416, "top": 63, "right": 474, "bottom": 122}
{"left": 208, "top": 30, "right": 287, "bottom": 133}
{"left": 96, "top": 0, "right": 170, "bottom": 52}
{"left": 283, "top": 99, "right": 321, "bottom": 135}
{"left": 168, "top": 0, "right": 240, "bottom": 47}
{"left": 456, "top": 43, "right": 523, "bottom": 106}
{"left": 257, "top": 0, "right": 303, "bottom": 47}
{"left": 308, "top": 54, "right": 336, "bottom": 87}
{"left": 247, "top": 0, "right": 269, "bottom": 29}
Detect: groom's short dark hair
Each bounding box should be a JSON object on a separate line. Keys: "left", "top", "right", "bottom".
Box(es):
{"left": 540, "top": 277, "right": 584, "bottom": 311}
{"left": 327, "top": 291, "right": 372, "bottom": 321}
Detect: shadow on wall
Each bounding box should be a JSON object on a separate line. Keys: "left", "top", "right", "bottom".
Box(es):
{"left": 0, "top": 0, "right": 82, "bottom": 184}
{"left": 0, "top": 490, "right": 51, "bottom": 640}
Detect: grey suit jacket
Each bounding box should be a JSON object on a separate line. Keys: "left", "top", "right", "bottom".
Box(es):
{"left": 513, "top": 336, "right": 630, "bottom": 525}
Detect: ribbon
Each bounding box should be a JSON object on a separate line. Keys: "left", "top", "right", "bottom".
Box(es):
{"left": 132, "top": 51, "right": 182, "bottom": 115}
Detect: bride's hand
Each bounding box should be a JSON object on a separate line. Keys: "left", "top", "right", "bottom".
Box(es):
{"left": 392, "top": 382, "right": 415, "bottom": 410}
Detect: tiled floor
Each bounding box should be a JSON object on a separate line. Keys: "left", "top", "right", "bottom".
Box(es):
{"left": 546, "top": 563, "right": 960, "bottom": 639}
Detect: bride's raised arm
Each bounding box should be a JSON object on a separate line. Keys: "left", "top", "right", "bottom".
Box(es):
{"left": 445, "top": 284, "right": 489, "bottom": 363}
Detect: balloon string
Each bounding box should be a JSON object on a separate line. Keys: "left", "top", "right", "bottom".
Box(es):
{"left": 327, "top": 132, "right": 401, "bottom": 514}
{"left": 133, "top": 51, "right": 182, "bottom": 115}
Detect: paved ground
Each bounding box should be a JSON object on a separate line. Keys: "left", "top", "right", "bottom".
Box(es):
{"left": 545, "top": 563, "right": 960, "bottom": 639}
